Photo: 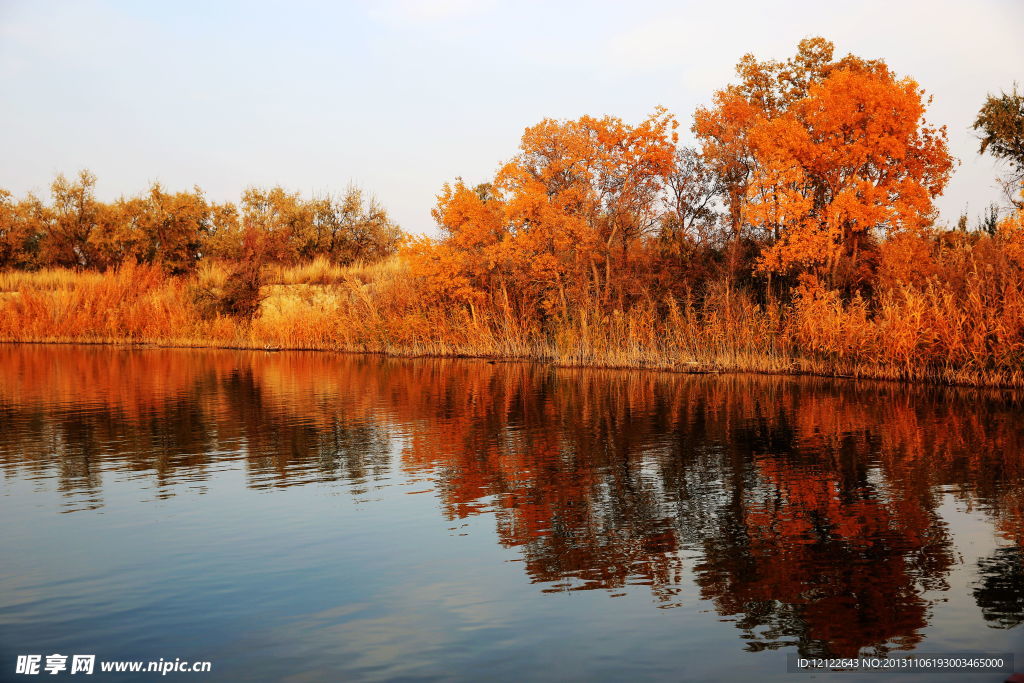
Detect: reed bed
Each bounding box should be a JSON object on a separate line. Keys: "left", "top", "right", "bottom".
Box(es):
{"left": 1, "top": 246, "right": 1023, "bottom": 388}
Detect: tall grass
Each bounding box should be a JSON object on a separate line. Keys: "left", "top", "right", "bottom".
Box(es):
{"left": 1, "top": 242, "right": 1023, "bottom": 387}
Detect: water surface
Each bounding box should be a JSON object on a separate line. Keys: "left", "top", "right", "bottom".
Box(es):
{"left": 1, "top": 346, "right": 1022, "bottom": 680}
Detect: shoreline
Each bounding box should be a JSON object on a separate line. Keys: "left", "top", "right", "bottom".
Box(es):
{"left": 3, "top": 337, "right": 1022, "bottom": 393}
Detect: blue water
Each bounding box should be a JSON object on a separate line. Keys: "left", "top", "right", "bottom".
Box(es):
{"left": 0, "top": 346, "right": 1021, "bottom": 681}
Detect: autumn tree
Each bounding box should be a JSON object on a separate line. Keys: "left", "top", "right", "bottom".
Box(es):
{"left": 134, "top": 184, "right": 212, "bottom": 273}
{"left": 661, "top": 147, "right": 723, "bottom": 243}
{"left": 405, "top": 181, "right": 503, "bottom": 317}
{"left": 42, "top": 170, "right": 103, "bottom": 268}
{"left": 415, "top": 109, "right": 678, "bottom": 320}
{"left": 694, "top": 38, "right": 953, "bottom": 289}
{"left": 239, "top": 187, "right": 312, "bottom": 264}
{"left": 234, "top": 186, "right": 401, "bottom": 266}
{"left": 201, "top": 201, "right": 243, "bottom": 260}
{"left": 974, "top": 84, "right": 1024, "bottom": 207}
{"left": 88, "top": 184, "right": 213, "bottom": 273}
{"left": 218, "top": 226, "right": 267, "bottom": 318}
{"left": 0, "top": 172, "right": 400, "bottom": 275}
{"left": 692, "top": 37, "right": 850, "bottom": 278}
{"left": 0, "top": 190, "right": 46, "bottom": 269}
{"left": 655, "top": 147, "right": 726, "bottom": 286}
{"left": 305, "top": 187, "right": 401, "bottom": 265}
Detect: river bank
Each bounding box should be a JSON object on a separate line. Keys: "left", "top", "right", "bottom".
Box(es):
{"left": 1, "top": 260, "right": 1022, "bottom": 389}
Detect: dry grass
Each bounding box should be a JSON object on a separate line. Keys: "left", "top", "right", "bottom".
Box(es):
{"left": 0, "top": 268, "right": 107, "bottom": 292}
{"left": 1, "top": 243, "right": 1023, "bottom": 387}
{"left": 265, "top": 256, "right": 348, "bottom": 285}
{"left": 264, "top": 255, "right": 408, "bottom": 286}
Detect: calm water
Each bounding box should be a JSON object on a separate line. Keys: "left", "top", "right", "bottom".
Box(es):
{"left": 0, "top": 346, "right": 1022, "bottom": 681}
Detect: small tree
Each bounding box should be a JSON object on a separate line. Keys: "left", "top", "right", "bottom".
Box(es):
{"left": 219, "top": 228, "right": 266, "bottom": 319}
{"left": 44, "top": 170, "right": 101, "bottom": 268}
{"left": 974, "top": 84, "right": 1024, "bottom": 207}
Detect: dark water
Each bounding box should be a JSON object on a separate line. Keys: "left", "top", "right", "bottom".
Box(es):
{"left": 0, "top": 346, "right": 1022, "bottom": 681}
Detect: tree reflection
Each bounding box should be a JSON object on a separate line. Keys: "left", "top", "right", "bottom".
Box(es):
{"left": 974, "top": 546, "right": 1024, "bottom": 629}
{"left": 0, "top": 346, "right": 1020, "bottom": 656}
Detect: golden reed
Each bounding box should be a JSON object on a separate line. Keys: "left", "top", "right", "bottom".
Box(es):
{"left": 1, "top": 242, "right": 1022, "bottom": 388}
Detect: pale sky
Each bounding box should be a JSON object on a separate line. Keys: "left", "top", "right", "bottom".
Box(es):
{"left": 1, "top": 0, "right": 1022, "bottom": 234}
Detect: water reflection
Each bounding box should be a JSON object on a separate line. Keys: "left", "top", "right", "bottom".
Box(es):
{"left": 0, "top": 345, "right": 1021, "bottom": 660}
{"left": 974, "top": 547, "right": 1024, "bottom": 629}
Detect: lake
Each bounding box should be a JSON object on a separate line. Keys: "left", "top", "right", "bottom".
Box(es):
{"left": 0, "top": 346, "right": 1021, "bottom": 681}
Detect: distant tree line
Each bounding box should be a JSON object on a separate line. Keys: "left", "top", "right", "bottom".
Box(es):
{"left": 0, "top": 173, "right": 402, "bottom": 274}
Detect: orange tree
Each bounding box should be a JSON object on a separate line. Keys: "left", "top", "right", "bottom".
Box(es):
{"left": 86, "top": 184, "right": 213, "bottom": 273}
{"left": 694, "top": 38, "right": 954, "bottom": 289}
{"left": 0, "top": 190, "right": 46, "bottom": 269}
{"left": 408, "top": 109, "right": 678, "bottom": 322}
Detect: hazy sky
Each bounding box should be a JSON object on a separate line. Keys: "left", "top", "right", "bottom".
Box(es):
{"left": 1, "top": 0, "right": 1022, "bottom": 234}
